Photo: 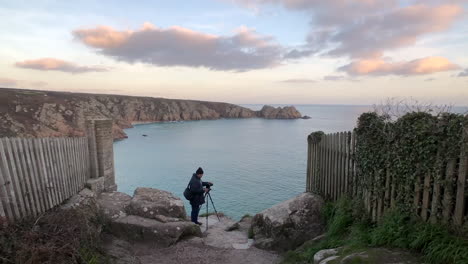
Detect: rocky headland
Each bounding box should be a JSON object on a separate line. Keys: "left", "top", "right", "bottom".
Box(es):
{"left": 0, "top": 88, "right": 303, "bottom": 140}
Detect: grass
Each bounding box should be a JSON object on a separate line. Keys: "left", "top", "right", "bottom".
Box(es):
{"left": 281, "top": 198, "right": 468, "bottom": 264}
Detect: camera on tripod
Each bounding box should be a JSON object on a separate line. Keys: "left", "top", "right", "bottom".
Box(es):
{"left": 206, "top": 182, "right": 213, "bottom": 189}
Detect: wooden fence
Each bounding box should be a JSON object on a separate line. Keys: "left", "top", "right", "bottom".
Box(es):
{"left": 0, "top": 137, "right": 90, "bottom": 222}
{"left": 307, "top": 131, "right": 468, "bottom": 226}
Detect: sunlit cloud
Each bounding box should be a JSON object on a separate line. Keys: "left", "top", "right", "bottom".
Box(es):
{"left": 73, "top": 23, "right": 283, "bottom": 72}
{"left": 340, "top": 56, "right": 460, "bottom": 76}
{"left": 15, "top": 58, "right": 109, "bottom": 73}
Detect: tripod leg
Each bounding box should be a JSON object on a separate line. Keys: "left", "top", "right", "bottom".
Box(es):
{"left": 207, "top": 193, "right": 221, "bottom": 221}
{"left": 206, "top": 197, "right": 209, "bottom": 231}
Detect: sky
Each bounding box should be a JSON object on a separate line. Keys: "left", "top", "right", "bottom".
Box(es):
{"left": 0, "top": 0, "right": 467, "bottom": 105}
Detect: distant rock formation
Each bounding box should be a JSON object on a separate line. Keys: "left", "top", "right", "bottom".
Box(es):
{"left": 257, "top": 105, "right": 302, "bottom": 119}
{"left": 0, "top": 88, "right": 303, "bottom": 140}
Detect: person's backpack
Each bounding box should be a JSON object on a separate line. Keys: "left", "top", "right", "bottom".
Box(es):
{"left": 183, "top": 182, "right": 193, "bottom": 200}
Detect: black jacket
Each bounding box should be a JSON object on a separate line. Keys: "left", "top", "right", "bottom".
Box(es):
{"left": 188, "top": 173, "right": 209, "bottom": 206}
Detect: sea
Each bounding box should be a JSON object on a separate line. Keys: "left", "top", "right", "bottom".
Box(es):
{"left": 113, "top": 104, "right": 467, "bottom": 220}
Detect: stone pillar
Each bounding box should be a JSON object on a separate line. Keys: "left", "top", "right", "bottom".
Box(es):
{"left": 86, "top": 120, "right": 99, "bottom": 179}
{"left": 86, "top": 119, "right": 117, "bottom": 193}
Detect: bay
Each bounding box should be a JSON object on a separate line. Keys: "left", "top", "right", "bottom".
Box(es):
{"left": 114, "top": 104, "right": 466, "bottom": 220}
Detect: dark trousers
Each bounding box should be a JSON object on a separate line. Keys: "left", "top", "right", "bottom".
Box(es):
{"left": 190, "top": 203, "right": 200, "bottom": 223}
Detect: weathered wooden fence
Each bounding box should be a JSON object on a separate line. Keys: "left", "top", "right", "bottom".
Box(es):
{"left": 0, "top": 137, "right": 89, "bottom": 222}
{"left": 307, "top": 131, "right": 468, "bottom": 226}
{"left": 0, "top": 118, "right": 117, "bottom": 223}
{"left": 307, "top": 132, "right": 357, "bottom": 201}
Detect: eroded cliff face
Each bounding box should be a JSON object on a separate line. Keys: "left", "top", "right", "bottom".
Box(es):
{"left": 0, "top": 88, "right": 302, "bottom": 140}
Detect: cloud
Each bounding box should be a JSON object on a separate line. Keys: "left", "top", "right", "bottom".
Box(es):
{"left": 340, "top": 56, "right": 460, "bottom": 76}
{"left": 73, "top": 23, "right": 282, "bottom": 71}
{"left": 227, "top": 0, "right": 465, "bottom": 76}
{"left": 0, "top": 78, "right": 18, "bottom": 87}
{"left": 458, "top": 68, "right": 468, "bottom": 77}
{"left": 323, "top": 75, "right": 347, "bottom": 81}
{"left": 15, "top": 58, "right": 109, "bottom": 73}
{"left": 326, "top": 4, "right": 463, "bottom": 59}
{"left": 279, "top": 78, "right": 316, "bottom": 83}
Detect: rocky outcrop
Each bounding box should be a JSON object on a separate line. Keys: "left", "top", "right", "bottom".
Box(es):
{"left": 111, "top": 215, "right": 202, "bottom": 247}
{"left": 97, "top": 188, "right": 202, "bottom": 247}
{"left": 250, "top": 192, "right": 324, "bottom": 252}
{"left": 257, "top": 105, "right": 302, "bottom": 119}
{"left": 127, "top": 187, "right": 187, "bottom": 222}
{"left": 98, "top": 191, "right": 133, "bottom": 220}
{"left": 0, "top": 88, "right": 303, "bottom": 140}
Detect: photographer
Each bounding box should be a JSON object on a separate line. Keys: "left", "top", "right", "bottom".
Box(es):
{"left": 188, "top": 167, "right": 213, "bottom": 225}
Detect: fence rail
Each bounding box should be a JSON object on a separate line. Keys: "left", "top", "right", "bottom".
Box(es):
{"left": 307, "top": 131, "right": 468, "bottom": 226}
{"left": 0, "top": 137, "right": 90, "bottom": 222}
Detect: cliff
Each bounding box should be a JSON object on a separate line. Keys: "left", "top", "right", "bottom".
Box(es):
{"left": 0, "top": 88, "right": 303, "bottom": 140}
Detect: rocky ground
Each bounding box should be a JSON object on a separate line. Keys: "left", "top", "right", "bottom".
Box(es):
{"left": 0, "top": 88, "right": 304, "bottom": 140}
{"left": 96, "top": 187, "right": 280, "bottom": 264}
{"left": 61, "top": 187, "right": 423, "bottom": 264}
{"left": 106, "top": 216, "right": 280, "bottom": 264}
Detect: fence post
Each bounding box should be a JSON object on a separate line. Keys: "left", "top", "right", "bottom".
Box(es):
{"left": 307, "top": 135, "right": 312, "bottom": 193}
{"left": 86, "top": 119, "right": 116, "bottom": 193}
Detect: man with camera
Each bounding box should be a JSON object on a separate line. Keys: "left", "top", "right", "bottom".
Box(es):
{"left": 187, "top": 167, "right": 213, "bottom": 225}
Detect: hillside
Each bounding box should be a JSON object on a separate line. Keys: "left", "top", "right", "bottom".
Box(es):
{"left": 0, "top": 88, "right": 302, "bottom": 140}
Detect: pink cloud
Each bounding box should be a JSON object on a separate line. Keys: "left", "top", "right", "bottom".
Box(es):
{"left": 0, "top": 78, "right": 18, "bottom": 87}
{"left": 15, "top": 58, "right": 109, "bottom": 73}
{"left": 228, "top": 0, "right": 465, "bottom": 77}
{"left": 73, "top": 23, "right": 282, "bottom": 71}
{"left": 340, "top": 56, "right": 460, "bottom": 76}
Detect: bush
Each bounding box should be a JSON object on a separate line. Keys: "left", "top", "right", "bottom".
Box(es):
{"left": 0, "top": 203, "right": 108, "bottom": 264}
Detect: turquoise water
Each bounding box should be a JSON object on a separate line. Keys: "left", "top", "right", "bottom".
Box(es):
{"left": 113, "top": 105, "right": 467, "bottom": 220}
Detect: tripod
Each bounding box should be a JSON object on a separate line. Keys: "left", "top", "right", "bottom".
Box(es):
{"left": 202, "top": 188, "right": 221, "bottom": 230}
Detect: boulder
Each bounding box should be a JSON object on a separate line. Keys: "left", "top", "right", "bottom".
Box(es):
{"left": 110, "top": 215, "right": 202, "bottom": 247}
{"left": 127, "top": 187, "right": 187, "bottom": 221}
{"left": 61, "top": 188, "right": 96, "bottom": 210}
{"left": 97, "top": 191, "right": 132, "bottom": 220}
{"left": 251, "top": 192, "right": 324, "bottom": 252}
{"left": 313, "top": 247, "right": 422, "bottom": 264}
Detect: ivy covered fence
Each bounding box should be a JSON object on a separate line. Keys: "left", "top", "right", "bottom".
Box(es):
{"left": 306, "top": 111, "right": 468, "bottom": 228}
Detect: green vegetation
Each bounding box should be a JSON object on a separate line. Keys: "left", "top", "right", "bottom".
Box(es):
{"left": 282, "top": 198, "right": 468, "bottom": 264}
{"left": 0, "top": 203, "right": 109, "bottom": 264}
{"left": 355, "top": 111, "right": 467, "bottom": 211}
{"left": 242, "top": 213, "right": 252, "bottom": 219}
